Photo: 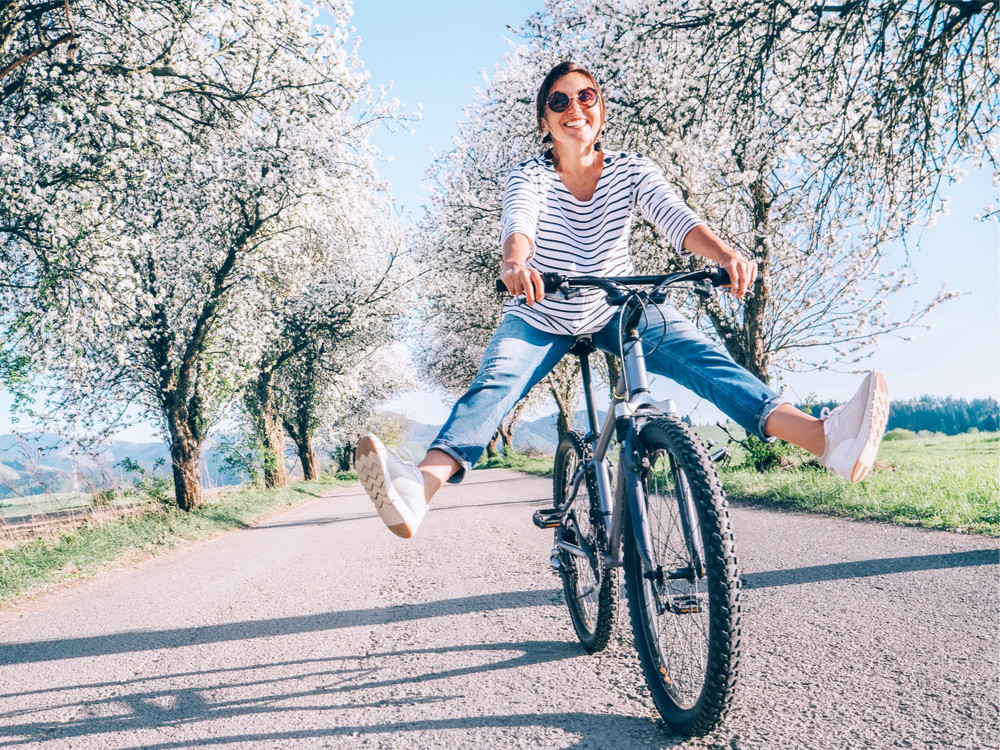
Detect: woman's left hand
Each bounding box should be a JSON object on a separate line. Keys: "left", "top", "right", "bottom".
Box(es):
{"left": 680, "top": 225, "right": 757, "bottom": 300}
{"left": 720, "top": 255, "right": 757, "bottom": 299}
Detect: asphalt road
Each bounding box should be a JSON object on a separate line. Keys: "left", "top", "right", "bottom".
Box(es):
{"left": 1, "top": 469, "right": 997, "bottom": 749}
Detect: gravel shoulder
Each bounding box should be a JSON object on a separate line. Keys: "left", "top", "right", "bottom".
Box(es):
{"left": 1, "top": 469, "right": 997, "bottom": 749}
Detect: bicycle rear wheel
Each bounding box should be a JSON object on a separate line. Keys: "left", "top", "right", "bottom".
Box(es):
{"left": 553, "top": 431, "right": 617, "bottom": 653}
{"left": 623, "top": 415, "right": 741, "bottom": 736}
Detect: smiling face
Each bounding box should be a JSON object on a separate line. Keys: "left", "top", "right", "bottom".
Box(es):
{"left": 540, "top": 71, "right": 604, "bottom": 153}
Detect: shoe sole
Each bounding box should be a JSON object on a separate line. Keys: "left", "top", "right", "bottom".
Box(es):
{"left": 850, "top": 372, "right": 890, "bottom": 483}
{"left": 355, "top": 436, "right": 418, "bottom": 539}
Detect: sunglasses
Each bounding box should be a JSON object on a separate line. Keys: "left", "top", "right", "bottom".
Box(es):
{"left": 546, "top": 87, "right": 599, "bottom": 113}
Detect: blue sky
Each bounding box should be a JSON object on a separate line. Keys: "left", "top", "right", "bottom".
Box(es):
{"left": 1, "top": 0, "right": 996, "bottom": 438}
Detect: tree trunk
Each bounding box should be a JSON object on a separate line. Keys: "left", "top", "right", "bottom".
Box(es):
{"left": 555, "top": 408, "right": 571, "bottom": 441}
{"left": 298, "top": 434, "right": 319, "bottom": 481}
{"left": 549, "top": 391, "right": 573, "bottom": 442}
{"left": 701, "top": 179, "right": 774, "bottom": 384}
{"left": 546, "top": 362, "right": 579, "bottom": 444}
{"left": 605, "top": 353, "right": 622, "bottom": 403}
{"left": 498, "top": 423, "right": 513, "bottom": 452}
{"left": 261, "top": 412, "right": 287, "bottom": 487}
{"left": 168, "top": 422, "right": 203, "bottom": 512}
{"left": 486, "top": 431, "right": 500, "bottom": 458}
{"left": 253, "top": 371, "right": 287, "bottom": 488}
{"left": 500, "top": 398, "right": 528, "bottom": 451}
{"left": 744, "top": 180, "right": 773, "bottom": 383}
{"left": 338, "top": 440, "right": 355, "bottom": 472}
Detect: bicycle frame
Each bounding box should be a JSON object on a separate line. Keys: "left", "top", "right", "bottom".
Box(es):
{"left": 565, "top": 298, "right": 704, "bottom": 582}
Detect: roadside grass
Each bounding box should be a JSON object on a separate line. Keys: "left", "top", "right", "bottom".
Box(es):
{"left": 722, "top": 432, "right": 1000, "bottom": 536}
{"left": 475, "top": 449, "right": 554, "bottom": 477}
{"left": 0, "top": 476, "right": 353, "bottom": 606}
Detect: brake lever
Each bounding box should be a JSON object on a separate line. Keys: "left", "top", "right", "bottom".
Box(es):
{"left": 714, "top": 286, "right": 755, "bottom": 301}
{"left": 701, "top": 276, "right": 756, "bottom": 301}
{"left": 693, "top": 279, "right": 714, "bottom": 299}
{"left": 559, "top": 285, "right": 581, "bottom": 300}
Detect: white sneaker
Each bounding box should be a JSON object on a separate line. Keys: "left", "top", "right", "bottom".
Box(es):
{"left": 355, "top": 434, "right": 427, "bottom": 539}
{"left": 818, "top": 371, "right": 890, "bottom": 483}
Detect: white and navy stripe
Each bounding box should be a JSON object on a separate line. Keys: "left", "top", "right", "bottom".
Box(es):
{"left": 500, "top": 151, "right": 704, "bottom": 336}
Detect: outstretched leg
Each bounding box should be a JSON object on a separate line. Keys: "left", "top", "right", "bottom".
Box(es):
{"left": 763, "top": 404, "right": 826, "bottom": 456}
{"left": 417, "top": 449, "right": 461, "bottom": 500}
{"left": 357, "top": 315, "right": 572, "bottom": 537}
{"left": 594, "top": 306, "right": 888, "bottom": 482}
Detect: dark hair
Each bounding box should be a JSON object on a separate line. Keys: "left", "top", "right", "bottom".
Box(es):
{"left": 536, "top": 61, "right": 604, "bottom": 154}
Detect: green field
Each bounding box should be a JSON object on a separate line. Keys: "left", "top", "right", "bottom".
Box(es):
{"left": 475, "top": 449, "right": 555, "bottom": 477}
{"left": 721, "top": 432, "right": 999, "bottom": 535}
{"left": 1, "top": 491, "right": 128, "bottom": 519}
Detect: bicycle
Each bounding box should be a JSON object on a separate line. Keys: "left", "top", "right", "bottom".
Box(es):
{"left": 498, "top": 267, "right": 741, "bottom": 736}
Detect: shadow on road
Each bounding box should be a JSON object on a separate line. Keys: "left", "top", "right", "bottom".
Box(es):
{"left": 0, "top": 640, "right": 685, "bottom": 748}
{"left": 0, "top": 588, "right": 563, "bottom": 666}
{"left": 742, "top": 548, "right": 998, "bottom": 589}
{"left": 428, "top": 497, "right": 550, "bottom": 513}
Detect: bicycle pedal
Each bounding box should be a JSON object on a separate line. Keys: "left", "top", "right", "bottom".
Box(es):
{"left": 532, "top": 508, "right": 563, "bottom": 529}
{"left": 674, "top": 595, "right": 702, "bottom": 614}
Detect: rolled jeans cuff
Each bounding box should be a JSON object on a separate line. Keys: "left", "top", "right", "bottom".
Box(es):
{"left": 757, "top": 395, "right": 790, "bottom": 442}
{"left": 426, "top": 441, "right": 473, "bottom": 484}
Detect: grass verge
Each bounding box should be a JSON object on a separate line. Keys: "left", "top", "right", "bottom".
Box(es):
{"left": 0, "top": 476, "right": 354, "bottom": 607}
{"left": 475, "top": 450, "right": 555, "bottom": 477}
{"left": 722, "top": 432, "right": 1000, "bottom": 535}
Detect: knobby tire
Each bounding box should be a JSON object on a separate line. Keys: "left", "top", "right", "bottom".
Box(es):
{"left": 623, "top": 415, "right": 741, "bottom": 736}
{"left": 553, "top": 430, "right": 617, "bottom": 653}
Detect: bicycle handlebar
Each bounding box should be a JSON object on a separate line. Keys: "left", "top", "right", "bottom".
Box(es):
{"left": 494, "top": 266, "right": 733, "bottom": 297}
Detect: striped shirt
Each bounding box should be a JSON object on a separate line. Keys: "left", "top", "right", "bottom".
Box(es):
{"left": 500, "top": 151, "right": 704, "bottom": 336}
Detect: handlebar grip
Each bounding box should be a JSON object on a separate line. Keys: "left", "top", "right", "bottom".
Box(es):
{"left": 495, "top": 273, "right": 567, "bottom": 295}
{"left": 705, "top": 266, "right": 732, "bottom": 287}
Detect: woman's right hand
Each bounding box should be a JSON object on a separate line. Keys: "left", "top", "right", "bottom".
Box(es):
{"left": 500, "top": 260, "right": 545, "bottom": 306}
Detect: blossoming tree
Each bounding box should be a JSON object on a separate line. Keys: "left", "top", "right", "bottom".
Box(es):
{"left": 244, "top": 218, "right": 412, "bottom": 487}
{"left": 417, "top": 0, "right": 994, "bottom": 416}
{"left": 517, "top": 0, "right": 995, "bottom": 380}
{"left": 282, "top": 343, "right": 413, "bottom": 478}
{"left": 1, "top": 0, "right": 408, "bottom": 509}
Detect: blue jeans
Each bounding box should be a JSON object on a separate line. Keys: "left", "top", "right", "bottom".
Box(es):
{"left": 429, "top": 308, "right": 787, "bottom": 482}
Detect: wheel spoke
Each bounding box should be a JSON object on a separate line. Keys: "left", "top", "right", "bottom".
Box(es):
{"left": 644, "top": 452, "right": 711, "bottom": 706}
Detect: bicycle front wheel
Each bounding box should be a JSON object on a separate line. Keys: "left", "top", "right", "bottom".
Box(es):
{"left": 623, "top": 416, "right": 741, "bottom": 736}
{"left": 553, "top": 430, "right": 617, "bottom": 653}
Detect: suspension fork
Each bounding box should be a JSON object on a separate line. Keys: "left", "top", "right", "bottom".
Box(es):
{"left": 615, "top": 297, "right": 705, "bottom": 582}
{"left": 618, "top": 297, "right": 660, "bottom": 577}
{"left": 670, "top": 453, "right": 706, "bottom": 580}
{"left": 622, "top": 426, "right": 658, "bottom": 578}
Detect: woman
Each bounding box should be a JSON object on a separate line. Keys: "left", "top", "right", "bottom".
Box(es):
{"left": 356, "top": 62, "right": 889, "bottom": 539}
